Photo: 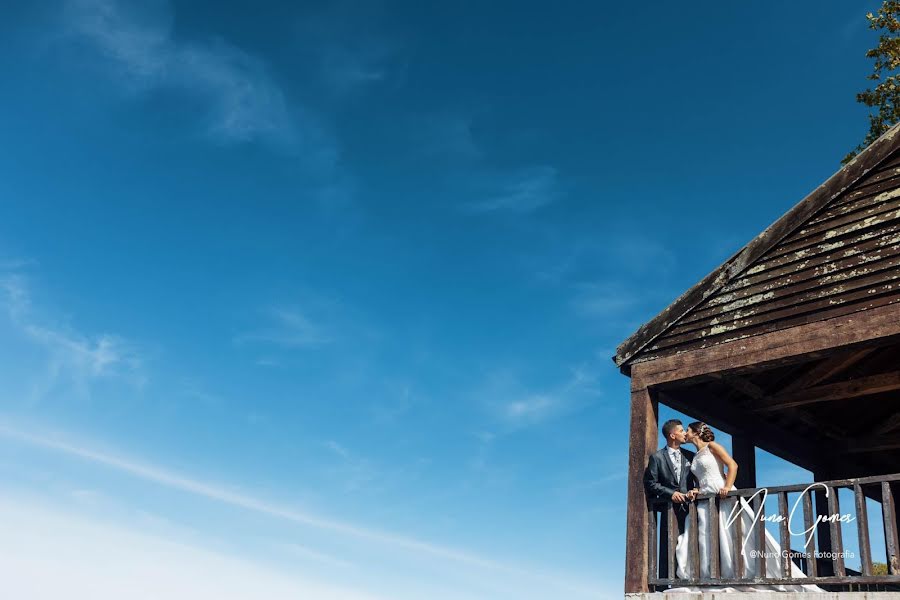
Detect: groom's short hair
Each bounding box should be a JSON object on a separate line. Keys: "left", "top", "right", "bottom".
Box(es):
{"left": 662, "top": 419, "right": 682, "bottom": 439}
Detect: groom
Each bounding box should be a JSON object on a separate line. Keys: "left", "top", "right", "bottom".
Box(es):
{"left": 643, "top": 419, "right": 698, "bottom": 579}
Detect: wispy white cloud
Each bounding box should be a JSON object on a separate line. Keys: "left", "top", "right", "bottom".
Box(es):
{"left": 275, "top": 541, "right": 355, "bottom": 570}
{"left": 0, "top": 257, "right": 39, "bottom": 270}
{"left": 324, "top": 440, "right": 351, "bottom": 459}
{"left": 0, "top": 497, "right": 381, "bottom": 600}
{"left": 294, "top": 0, "right": 397, "bottom": 96}
{"left": 319, "top": 44, "right": 389, "bottom": 93}
{"left": 321, "top": 439, "right": 379, "bottom": 493}
{"left": 235, "top": 306, "right": 332, "bottom": 349}
{"left": 480, "top": 365, "right": 602, "bottom": 429}
{"left": 178, "top": 378, "right": 226, "bottom": 408}
{"left": 0, "top": 422, "right": 603, "bottom": 598}
{"left": 503, "top": 394, "right": 557, "bottom": 423}
{"left": 0, "top": 273, "right": 145, "bottom": 396}
{"left": 569, "top": 281, "right": 639, "bottom": 317}
{"left": 413, "top": 113, "right": 484, "bottom": 162}
{"left": 59, "top": 0, "right": 333, "bottom": 155}
{"left": 465, "top": 165, "right": 561, "bottom": 214}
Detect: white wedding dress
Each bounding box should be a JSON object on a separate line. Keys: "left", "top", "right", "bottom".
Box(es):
{"left": 667, "top": 445, "right": 825, "bottom": 593}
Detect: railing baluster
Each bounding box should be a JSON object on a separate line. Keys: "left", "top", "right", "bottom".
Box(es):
{"left": 709, "top": 497, "right": 720, "bottom": 580}
{"left": 648, "top": 506, "right": 658, "bottom": 583}
{"left": 802, "top": 489, "right": 818, "bottom": 577}
{"left": 689, "top": 501, "right": 700, "bottom": 580}
{"left": 753, "top": 493, "right": 766, "bottom": 579}
{"left": 779, "top": 492, "right": 792, "bottom": 579}
{"left": 828, "top": 486, "right": 846, "bottom": 577}
{"left": 668, "top": 504, "right": 677, "bottom": 580}
{"left": 854, "top": 484, "right": 873, "bottom": 577}
{"left": 883, "top": 481, "right": 900, "bottom": 575}
{"left": 732, "top": 493, "right": 744, "bottom": 579}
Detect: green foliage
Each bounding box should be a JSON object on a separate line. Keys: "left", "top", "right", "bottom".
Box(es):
{"left": 844, "top": 1, "right": 900, "bottom": 164}
{"left": 872, "top": 561, "right": 889, "bottom": 575}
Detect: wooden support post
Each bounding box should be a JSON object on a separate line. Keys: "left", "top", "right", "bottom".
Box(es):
{"left": 624, "top": 380, "right": 658, "bottom": 593}
{"left": 779, "top": 492, "right": 792, "bottom": 579}
{"left": 828, "top": 486, "right": 846, "bottom": 577}
{"left": 894, "top": 481, "right": 900, "bottom": 573}
{"left": 668, "top": 505, "right": 677, "bottom": 580}
{"left": 732, "top": 434, "right": 756, "bottom": 489}
{"left": 854, "top": 483, "right": 873, "bottom": 577}
{"left": 814, "top": 471, "right": 834, "bottom": 576}
{"left": 802, "top": 491, "right": 817, "bottom": 577}
{"left": 709, "top": 497, "right": 720, "bottom": 579}
{"left": 754, "top": 494, "right": 766, "bottom": 579}
{"left": 689, "top": 501, "right": 700, "bottom": 580}
{"left": 883, "top": 481, "right": 900, "bottom": 575}
{"left": 733, "top": 495, "right": 745, "bottom": 579}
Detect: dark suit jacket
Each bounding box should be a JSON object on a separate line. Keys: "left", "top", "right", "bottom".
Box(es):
{"left": 643, "top": 446, "right": 697, "bottom": 511}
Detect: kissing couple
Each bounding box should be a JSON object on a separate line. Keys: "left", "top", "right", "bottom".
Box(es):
{"left": 643, "top": 419, "right": 824, "bottom": 593}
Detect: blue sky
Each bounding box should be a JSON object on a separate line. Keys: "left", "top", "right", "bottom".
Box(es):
{"left": 0, "top": 1, "right": 885, "bottom": 598}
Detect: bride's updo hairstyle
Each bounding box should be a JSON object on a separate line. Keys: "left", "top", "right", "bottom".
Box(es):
{"left": 688, "top": 421, "right": 715, "bottom": 442}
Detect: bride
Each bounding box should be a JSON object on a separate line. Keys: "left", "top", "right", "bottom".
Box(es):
{"left": 668, "top": 421, "right": 824, "bottom": 593}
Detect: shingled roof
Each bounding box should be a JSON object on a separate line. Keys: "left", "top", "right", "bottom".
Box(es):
{"left": 614, "top": 122, "right": 900, "bottom": 373}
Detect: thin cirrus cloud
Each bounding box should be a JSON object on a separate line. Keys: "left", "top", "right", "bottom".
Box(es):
{"left": 463, "top": 165, "right": 561, "bottom": 214}
{"left": 58, "top": 0, "right": 335, "bottom": 158}
{"left": 0, "top": 497, "right": 380, "bottom": 600}
{"left": 569, "top": 281, "right": 640, "bottom": 318}
{"left": 319, "top": 43, "right": 390, "bottom": 94}
{"left": 0, "top": 422, "right": 603, "bottom": 598}
{"left": 481, "top": 365, "right": 602, "bottom": 429}
{"left": 234, "top": 306, "right": 332, "bottom": 349}
{"left": 0, "top": 273, "right": 145, "bottom": 394}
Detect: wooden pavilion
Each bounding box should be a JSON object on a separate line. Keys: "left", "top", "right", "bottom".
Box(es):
{"left": 614, "top": 123, "right": 900, "bottom": 596}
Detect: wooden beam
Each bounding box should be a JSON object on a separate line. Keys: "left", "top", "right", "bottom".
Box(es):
{"left": 657, "top": 389, "right": 829, "bottom": 473}
{"left": 631, "top": 303, "right": 900, "bottom": 388}
{"left": 624, "top": 384, "right": 658, "bottom": 593}
{"left": 778, "top": 348, "right": 875, "bottom": 394}
{"left": 875, "top": 412, "right": 900, "bottom": 436}
{"left": 721, "top": 375, "right": 766, "bottom": 401}
{"left": 754, "top": 371, "right": 900, "bottom": 412}
{"left": 789, "top": 408, "right": 844, "bottom": 441}
{"left": 846, "top": 436, "right": 900, "bottom": 453}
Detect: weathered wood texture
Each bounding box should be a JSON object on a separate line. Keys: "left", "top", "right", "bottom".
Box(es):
{"left": 754, "top": 371, "right": 900, "bottom": 412}
{"left": 631, "top": 302, "right": 900, "bottom": 387}
{"left": 689, "top": 501, "right": 700, "bottom": 579}
{"left": 624, "top": 384, "right": 658, "bottom": 593}
{"left": 827, "top": 487, "right": 846, "bottom": 577}
{"left": 802, "top": 491, "right": 817, "bottom": 577}
{"left": 709, "top": 497, "right": 720, "bottom": 578}
{"left": 885, "top": 481, "right": 900, "bottom": 575}
{"left": 615, "top": 122, "right": 900, "bottom": 370}
{"left": 753, "top": 494, "right": 766, "bottom": 577}
{"left": 778, "top": 492, "right": 792, "bottom": 578}
{"left": 855, "top": 483, "right": 873, "bottom": 577}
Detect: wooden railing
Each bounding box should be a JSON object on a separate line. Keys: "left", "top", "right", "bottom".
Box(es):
{"left": 648, "top": 473, "right": 900, "bottom": 590}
